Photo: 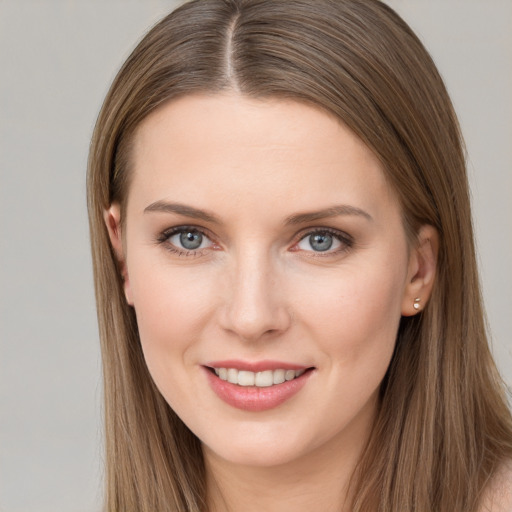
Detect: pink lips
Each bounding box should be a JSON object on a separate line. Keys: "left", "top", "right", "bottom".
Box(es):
{"left": 203, "top": 360, "right": 313, "bottom": 412}
{"left": 206, "top": 359, "right": 308, "bottom": 372}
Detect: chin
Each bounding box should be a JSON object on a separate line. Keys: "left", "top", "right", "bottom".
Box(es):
{"left": 206, "top": 440, "right": 307, "bottom": 468}
{"left": 199, "top": 418, "right": 332, "bottom": 469}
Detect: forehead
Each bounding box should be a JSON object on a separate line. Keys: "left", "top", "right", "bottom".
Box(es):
{"left": 128, "top": 93, "right": 399, "bottom": 222}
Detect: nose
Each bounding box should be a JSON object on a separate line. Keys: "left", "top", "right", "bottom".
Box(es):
{"left": 219, "top": 250, "right": 291, "bottom": 342}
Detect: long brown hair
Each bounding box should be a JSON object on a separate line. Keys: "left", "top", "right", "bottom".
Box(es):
{"left": 87, "top": 1, "right": 512, "bottom": 510}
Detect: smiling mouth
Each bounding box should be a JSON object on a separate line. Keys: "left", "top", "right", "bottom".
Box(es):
{"left": 208, "top": 367, "right": 313, "bottom": 387}
{"left": 204, "top": 364, "right": 315, "bottom": 411}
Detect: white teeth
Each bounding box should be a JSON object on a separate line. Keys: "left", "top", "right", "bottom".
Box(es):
{"left": 255, "top": 370, "right": 273, "bottom": 387}
{"left": 238, "top": 370, "right": 255, "bottom": 386}
{"left": 227, "top": 368, "right": 238, "bottom": 384}
{"left": 213, "top": 367, "right": 307, "bottom": 387}
{"left": 273, "top": 369, "right": 285, "bottom": 384}
{"left": 285, "top": 369, "right": 296, "bottom": 381}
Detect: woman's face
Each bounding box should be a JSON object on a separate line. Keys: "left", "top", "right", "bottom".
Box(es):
{"left": 108, "top": 93, "right": 427, "bottom": 468}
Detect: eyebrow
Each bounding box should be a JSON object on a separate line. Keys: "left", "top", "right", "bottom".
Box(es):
{"left": 285, "top": 205, "right": 373, "bottom": 224}
{"left": 144, "top": 200, "right": 372, "bottom": 225}
{"left": 144, "top": 201, "right": 220, "bottom": 223}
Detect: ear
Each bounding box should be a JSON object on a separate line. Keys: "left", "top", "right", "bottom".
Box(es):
{"left": 104, "top": 203, "right": 133, "bottom": 305}
{"left": 401, "top": 225, "right": 438, "bottom": 316}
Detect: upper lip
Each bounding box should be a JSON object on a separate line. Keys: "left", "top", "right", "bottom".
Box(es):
{"left": 205, "top": 360, "right": 311, "bottom": 372}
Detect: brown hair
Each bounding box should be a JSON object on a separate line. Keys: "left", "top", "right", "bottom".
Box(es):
{"left": 87, "top": 1, "right": 512, "bottom": 510}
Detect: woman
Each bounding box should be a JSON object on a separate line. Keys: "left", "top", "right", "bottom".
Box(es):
{"left": 87, "top": 0, "right": 512, "bottom": 510}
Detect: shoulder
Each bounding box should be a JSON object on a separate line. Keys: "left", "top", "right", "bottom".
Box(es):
{"left": 480, "top": 461, "right": 512, "bottom": 512}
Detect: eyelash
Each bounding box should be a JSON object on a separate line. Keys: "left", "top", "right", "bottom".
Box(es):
{"left": 156, "top": 225, "right": 215, "bottom": 257}
{"left": 292, "top": 228, "right": 354, "bottom": 257}
{"left": 156, "top": 226, "right": 354, "bottom": 257}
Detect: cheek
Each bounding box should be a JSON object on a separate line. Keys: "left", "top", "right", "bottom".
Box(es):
{"left": 293, "top": 257, "right": 406, "bottom": 366}
{"left": 126, "top": 260, "right": 221, "bottom": 421}
{"left": 127, "top": 253, "right": 217, "bottom": 367}
{"left": 286, "top": 262, "right": 405, "bottom": 439}
{"left": 230, "top": 259, "right": 406, "bottom": 461}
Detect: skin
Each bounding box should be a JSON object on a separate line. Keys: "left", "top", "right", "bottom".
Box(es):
{"left": 105, "top": 93, "right": 437, "bottom": 512}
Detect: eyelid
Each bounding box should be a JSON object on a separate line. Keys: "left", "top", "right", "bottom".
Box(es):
{"left": 290, "top": 227, "right": 354, "bottom": 255}
{"left": 159, "top": 224, "right": 210, "bottom": 238}
{"left": 156, "top": 225, "right": 217, "bottom": 256}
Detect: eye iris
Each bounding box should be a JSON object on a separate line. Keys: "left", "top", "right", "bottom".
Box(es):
{"left": 309, "top": 233, "right": 333, "bottom": 252}
{"left": 180, "top": 231, "right": 203, "bottom": 250}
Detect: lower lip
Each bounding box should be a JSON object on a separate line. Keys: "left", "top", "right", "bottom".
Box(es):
{"left": 203, "top": 367, "right": 313, "bottom": 412}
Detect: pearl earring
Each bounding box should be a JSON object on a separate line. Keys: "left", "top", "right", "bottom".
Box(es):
{"left": 413, "top": 297, "right": 421, "bottom": 311}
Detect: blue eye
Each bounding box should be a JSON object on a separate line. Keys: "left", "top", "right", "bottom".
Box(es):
{"left": 164, "top": 228, "right": 213, "bottom": 252}
{"left": 177, "top": 230, "right": 203, "bottom": 250}
{"left": 308, "top": 233, "right": 334, "bottom": 252}
{"left": 296, "top": 230, "right": 347, "bottom": 253}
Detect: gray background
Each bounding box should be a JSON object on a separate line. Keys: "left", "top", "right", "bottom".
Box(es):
{"left": 0, "top": 1, "right": 510, "bottom": 511}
